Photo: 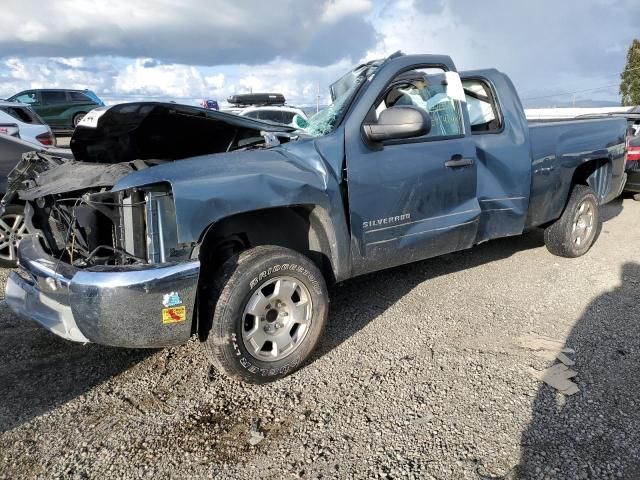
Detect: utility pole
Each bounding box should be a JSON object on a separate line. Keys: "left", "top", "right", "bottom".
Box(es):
{"left": 316, "top": 83, "right": 320, "bottom": 113}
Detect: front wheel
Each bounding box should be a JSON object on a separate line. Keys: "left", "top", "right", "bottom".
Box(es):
{"left": 204, "top": 246, "right": 328, "bottom": 383}
{"left": 0, "top": 204, "right": 28, "bottom": 268}
{"left": 544, "top": 185, "right": 599, "bottom": 258}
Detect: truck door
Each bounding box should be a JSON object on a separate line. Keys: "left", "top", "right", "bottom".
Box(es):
{"left": 460, "top": 72, "right": 532, "bottom": 242}
{"left": 345, "top": 65, "right": 481, "bottom": 275}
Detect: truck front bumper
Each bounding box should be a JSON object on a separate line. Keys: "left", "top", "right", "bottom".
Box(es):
{"left": 5, "top": 235, "right": 200, "bottom": 348}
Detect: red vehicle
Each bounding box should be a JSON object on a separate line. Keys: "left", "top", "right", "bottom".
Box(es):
{"left": 625, "top": 135, "right": 640, "bottom": 197}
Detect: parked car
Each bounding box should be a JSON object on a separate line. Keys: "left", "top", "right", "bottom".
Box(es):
{"left": 225, "top": 93, "right": 307, "bottom": 126}
{"left": 239, "top": 105, "right": 307, "bottom": 126}
{"left": 199, "top": 99, "right": 219, "bottom": 110}
{"left": 0, "top": 100, "right": 54, "bottom": 146}
{"left": 4, "top": 52, "right": 627, "bottom": 384}
{"left": 6, "top": 89, "right": 104, "bottom": 130}
{"left": 0, "top": 134, "right": 73, "bottom": 266}
{"left": 625, "top": 135, "right": 640, "bottom": 197}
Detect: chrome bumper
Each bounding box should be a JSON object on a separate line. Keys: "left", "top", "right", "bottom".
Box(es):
{"left": 5, "top": 235, "right": 200, "bottom": 348}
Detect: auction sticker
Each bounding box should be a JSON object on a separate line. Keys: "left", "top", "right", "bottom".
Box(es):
{"left": 77, "top": 107, "right": 108, "bottom": 128}
{"left": 162, "top": 306, "right": 186, "bottom": 324}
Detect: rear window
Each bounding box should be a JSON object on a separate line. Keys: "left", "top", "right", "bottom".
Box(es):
{"left": 42, "top": 91, "right": 68, "bottom": 104}
{"left": 243, "top": 110, "right": 261, "bottom": 119}
{"left": 0, "top": 106, "right": 43, "bottom": 124}
{"left": 69, "top": 91, "right": 92, "bottom": 102}
{"left": 280, "top": 111, "right": 296, "bottom": 124}
{"left": 258, "top": 110, "right": 285, "bottom": 123}
{"left": 462, "top": 79, "right": 502, "bottom": 133}
{"left": 83, "top": 90, "right": 104, "bottom": 105}
{"left": 630, "top": 136, "right": 640, "bottom": 147}
{"left": 257, "top": 109, "right": 296, "bottom": 124}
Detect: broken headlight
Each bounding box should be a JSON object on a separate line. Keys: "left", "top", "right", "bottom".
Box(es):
{"left": 118, "top": 183, "right": 179, "bottom": 264}
{"left": 143, "top": 186, "right": 178, "bottom": 263}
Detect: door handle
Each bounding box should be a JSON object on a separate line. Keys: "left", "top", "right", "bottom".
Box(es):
{"left": 444, "top": 155, "right": 474, "bottom": 168}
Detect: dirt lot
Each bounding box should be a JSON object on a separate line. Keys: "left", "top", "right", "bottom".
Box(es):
{"left": 0, "top": 197, "right": 638, "bottom": 480}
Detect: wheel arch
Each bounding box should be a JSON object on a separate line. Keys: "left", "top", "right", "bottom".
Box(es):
{"left": 196, "top": 204, "right": 340, "bottom": 283}
{"left": 193, "top": 204, "right": 341, "bottom": 339}
{"left": 570, "top": 158, "right": 612, "bottom": 203}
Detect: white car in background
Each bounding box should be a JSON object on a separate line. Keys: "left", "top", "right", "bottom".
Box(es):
{"left": 223, "top": 93, "right": 308, "bottom": 126}
{"left": 0, "top": 100, "right": 54, "bottom": 146}
{"left": 237, "top": 105, "right": 308, "bottom": 126}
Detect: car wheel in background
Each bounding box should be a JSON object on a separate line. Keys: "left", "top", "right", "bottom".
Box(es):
{"left": 204, "top": 246, "right": 328, "bottom": 383}
{"left": 72, "top": 112, "right": 87, "bottom": 128}
{"left": 0, "top": 204, "right": 28, "bottom": 268}
{"left": 544, "top": 185, "right": 599, "bottom": 258}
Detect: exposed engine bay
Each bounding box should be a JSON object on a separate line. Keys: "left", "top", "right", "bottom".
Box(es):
{"left": 3, "top": 102, "right": 297, "bottom": 268}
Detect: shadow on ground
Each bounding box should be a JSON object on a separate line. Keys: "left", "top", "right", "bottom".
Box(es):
{"left": 518, "top": 262, "right": 640, "bottom": 479}
{"left": 0, "top": 309, "right": 153, "bottom": 433}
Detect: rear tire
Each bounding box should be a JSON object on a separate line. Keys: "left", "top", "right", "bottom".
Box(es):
{"left": 203, "top": 246, "right": 328, "bottom": 384}
{"left": 544, "top": 185, "right": 599, "bottom": 258}
{"left": 72, "top": 112, "right": 86, "bottom": 128}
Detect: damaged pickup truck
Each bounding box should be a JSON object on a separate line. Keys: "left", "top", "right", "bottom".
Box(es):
{"left": 4, "top": 52, "right": 627, "bottom": 383}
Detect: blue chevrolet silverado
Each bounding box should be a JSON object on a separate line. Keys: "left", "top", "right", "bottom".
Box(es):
{"left": 4, "top": 52, "right": 627, "bottom": 383}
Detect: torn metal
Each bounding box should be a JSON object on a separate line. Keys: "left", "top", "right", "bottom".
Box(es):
{"left": 4, "top": 103, "right": 301, "bottom": 269}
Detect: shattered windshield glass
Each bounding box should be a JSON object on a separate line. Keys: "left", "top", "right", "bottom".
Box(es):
{"left": 299, "top": 61, "right": 381, "bottom": 137}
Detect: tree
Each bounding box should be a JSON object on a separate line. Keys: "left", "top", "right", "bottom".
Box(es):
{"left": 620, "top": 39, "right": 640, "bottom": 106}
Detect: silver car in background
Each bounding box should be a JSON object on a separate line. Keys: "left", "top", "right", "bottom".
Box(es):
{"left": 0, "top": 135, "right": 72, "bottom": 266}
{"left": 0, "top": 100, "right": 54, "bottom": 146}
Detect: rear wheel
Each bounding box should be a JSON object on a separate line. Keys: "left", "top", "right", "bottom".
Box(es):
{"left": 544, "top": 185, "right": 599, "bottom": 258}
{"left": 204, "top": 246, "right": 328, "bottom": 383}
{"left": 72, "top": 112, "right": 86, "bottom": 127}
{"left": 0, "top": 205, "right": 28, "bottom": 268}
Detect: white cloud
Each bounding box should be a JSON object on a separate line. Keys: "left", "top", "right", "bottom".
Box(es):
{"left": 0, "top": 57, "right": 117, "bottom": 96}
{"left": 321, "top": 0, "right": 373, "bottom": 24}
{"left": 1, "top": 0, "right": 637, "bottom": 108}
{"left": 113, "top": 60, "right": 216, "bottom": 98}
{"left": 0, "top": 0, "right": 376, "bottom": 67}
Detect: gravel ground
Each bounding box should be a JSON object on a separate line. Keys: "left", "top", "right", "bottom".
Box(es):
{"left": 0, "top": 197, "right": 639, "bottom": 480}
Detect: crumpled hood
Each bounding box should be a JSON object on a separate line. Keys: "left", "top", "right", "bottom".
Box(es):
{"left": 70, "top": 102, "right": 295, "bottom": 164}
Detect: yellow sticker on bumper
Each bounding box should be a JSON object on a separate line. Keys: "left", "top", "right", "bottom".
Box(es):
{"left": 162, "top": 306, "right": 186, "bottom": 324}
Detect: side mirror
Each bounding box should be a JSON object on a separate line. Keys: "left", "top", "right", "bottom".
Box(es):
{"left": 363, "top": 106, "right": 431, "bottom": 143}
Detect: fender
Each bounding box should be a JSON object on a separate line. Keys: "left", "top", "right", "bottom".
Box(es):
{"left": 112, "top": 137, "right": 353, "bottom": 281}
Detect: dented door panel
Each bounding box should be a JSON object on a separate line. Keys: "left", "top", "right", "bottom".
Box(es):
{"left": 461, "top": 70, "right": 532, "bottom": 242}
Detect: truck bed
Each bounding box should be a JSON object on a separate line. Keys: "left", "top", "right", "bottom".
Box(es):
{"left": 525, "top": 117, "right": 627, "bottom": 227}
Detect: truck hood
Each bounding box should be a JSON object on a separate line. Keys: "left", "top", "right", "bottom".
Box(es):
{"left": 4, "top": 102, "right": 300, "bottom": 205}
{"left": 71, "top": 102, "right": 296, "bottom": 164}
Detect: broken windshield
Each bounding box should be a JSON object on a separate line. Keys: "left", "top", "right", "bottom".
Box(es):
{"left": 299, "top": 61, "right": 382, "bottom": 137}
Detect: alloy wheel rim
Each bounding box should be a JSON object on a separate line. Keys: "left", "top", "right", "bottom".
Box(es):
{"left": 241, "top": 276, "right": 313, "bottom": 362}
{"left": 571, "top": 199, "right": 595, "bottom": 247}
{"left": 0, "top": 213, "right": 27, "bottom": 262}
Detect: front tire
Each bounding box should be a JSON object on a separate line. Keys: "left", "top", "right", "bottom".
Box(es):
{"left": 0, "top": 204, "right": 28, "bottom": 268}
{"left": 544, "top": 185, "right": 599, "bottom": 258}
{"left": 204, "top": 246, "right": 328, "bottom": 383}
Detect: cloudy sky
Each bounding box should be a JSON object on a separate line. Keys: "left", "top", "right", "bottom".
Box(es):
{"left": 0, "top": 0, "right": 638, "bottom": 108}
